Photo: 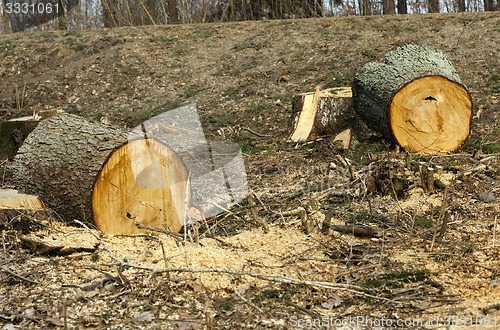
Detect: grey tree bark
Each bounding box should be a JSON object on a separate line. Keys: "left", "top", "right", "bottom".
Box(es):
{"left": 14, "top": 113, "right": 129, "bottom": 224}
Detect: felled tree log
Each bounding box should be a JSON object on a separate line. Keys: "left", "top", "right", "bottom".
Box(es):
{"left": 353, "top": 44, "right": 472, "bottom": 154}
{"left": 289, "top": 87, "right": 356, "bottom": 142}
{"left": 14, "top": 112, "right": 191, "bottom": 235}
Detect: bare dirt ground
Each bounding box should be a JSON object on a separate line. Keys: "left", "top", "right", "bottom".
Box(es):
{"left": 0, "top": 12, "right": 499, "bottom": 329}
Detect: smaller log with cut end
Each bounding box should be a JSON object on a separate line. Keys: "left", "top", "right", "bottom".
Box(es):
{"left": 289, "top": 87, "right": 357, "bottom": 142}
{"left": 353, "top": 44, "right": 472, "bottom": 154}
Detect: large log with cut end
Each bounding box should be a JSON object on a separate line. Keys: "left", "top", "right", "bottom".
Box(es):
{"left": 353, "top": 44, "right": 472, "bottom": 154}
{"left": 14, "top": 113, "right": 190, "bottom": 235}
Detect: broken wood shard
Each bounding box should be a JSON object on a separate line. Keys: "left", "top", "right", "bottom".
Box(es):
{"left": 353, "top": 44, "right": 472, "bottom": 154}
{"left": 289, "top": 87, "right": 355, "bottom": 142}
{"left": 0, "top": 188, "right": 54, "bottom": 232}
{"left": 0, "top": 189, "right": 45, "bottom": 209}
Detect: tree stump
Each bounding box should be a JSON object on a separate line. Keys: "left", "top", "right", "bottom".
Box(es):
{"left": 289, "top": 87, "right": 356, "bottom": 142}
{"left": 0, "top": 110, "right": 58, "bottom": 160}
{"left": 14, "top": 112, "right": 191, "bottom": 235}
{"left": 353, "top": 44, "right": 472, "bottom": 154}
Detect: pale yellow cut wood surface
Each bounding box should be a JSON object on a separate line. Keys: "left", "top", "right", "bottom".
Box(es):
{"left": 92, "top": 139, "right": 190, "bottom": 235}
{"left": 0, "top": 189, "right": 45, "bottom": 209}
{"left": 390, "top": 76, "right": 472, "bottom": 154}
{"left": 333, "top": 128, "right": 352, "bottom": 150}
{"left": 289, "top": 92, "right": 318, "bottom": 142}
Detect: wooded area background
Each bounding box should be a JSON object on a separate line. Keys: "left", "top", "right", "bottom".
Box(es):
{"left": 0, "top": 0, "right": 498, "bottom": 33}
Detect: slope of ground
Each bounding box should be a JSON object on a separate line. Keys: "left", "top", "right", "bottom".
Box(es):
{"left": 0, "top": 12, "right": 499, "bottom": 329}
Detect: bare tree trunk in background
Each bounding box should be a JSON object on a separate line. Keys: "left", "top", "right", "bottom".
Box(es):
{"left": 428, "top": 0, "right": 439, "bottom": 12}
{"left": 168, "top": 0, "right": 178, "bottom": 22}
{"left": 1, "top": 3, "right": 12, "bottom": 33}
{"left": 382, "top": 0, "right": 396, "bottom": 14}
{"left": 357, "top": 0, "right": 364, "bottom": 14}
{"left": 102, "top": 0, "right": 118, "bottom": 27}
{"left": 362, "top": 0, "right": 371, "bottom": 14}
{"left": 309, "top": 0, "right": 324, "bottom": 17}
{"left": 397, "top": 0, "right": 407, "bottom": 13}
{"left": 57, "top": 0, "right": 68, "bottom": 30}
{"left": 457, "top": 0, "right": 466, "bottom": 11}
{"left": 483, "top": 0, "right": 494, "bottom": 10}
{"left": 144, "top": 0, "right": 159, "bottom": 25}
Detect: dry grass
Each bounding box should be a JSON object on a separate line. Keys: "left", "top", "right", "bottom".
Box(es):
{"left": 0, "top": 12, "right": 499, "bottom": 329}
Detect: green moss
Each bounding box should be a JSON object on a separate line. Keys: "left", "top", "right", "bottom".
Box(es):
{"left": 209, "top": 114, "right": 233, "bottom": 127}
{"left": 249, "top": 101, "right": 269, "bottom": 114}
{"left": 91, "top": 253, "right": 99, "bottom": 262}
{"left": 253, "top": 289, "right": 280, "bottom": 303}
{"left": 350, "top": 211, "right": 389, "bottom": 224}
{"left": 365, "top": 269, "right": 430, "bottom": 289}
{"left": 414, "top": 217, "right": 433, "bottom": 228}
{"left": 455, "top": 241, "right": 476, "bottom": 259}
{"left": 461, "top": 134, "right": 482, "bottom": 152}
{"left": 350, "top": 141, "right": 389, "bottom": 165}
{"left": 215, "top": 299, "right": 235, "bottom": 313}
{"left": 483, "top": 143, "right": 500, "bottom": 154}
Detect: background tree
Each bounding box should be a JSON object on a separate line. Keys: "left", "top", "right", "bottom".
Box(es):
{"left": 397, "top": 0, "right": 408, "bottom": 13}
{"left": 484, "top": 0, "right": 495, "bottom": 10}
{"left": 383, "top": 0, "right": 396, "bottom": 14}
{"left": 428, "top": 0, "right": 440, "bottom": 12}
{"left": 361, "top": 0, "right": 371, "bottom": 14}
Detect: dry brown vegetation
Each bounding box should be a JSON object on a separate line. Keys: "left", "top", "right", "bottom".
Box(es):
{"left": 1, "top": 12, "right": 499, "bottom": 329}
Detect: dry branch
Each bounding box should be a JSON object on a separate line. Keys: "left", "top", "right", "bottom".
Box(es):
{"left": 125, "top": 264, "right": 407, "bottom": 305}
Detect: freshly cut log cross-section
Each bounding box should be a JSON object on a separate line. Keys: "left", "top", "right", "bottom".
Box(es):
{"left": 390, "top": 76, "right": 471, "bottom": 154}
{"left": 353, "top": 44, "right": 472, "bottom": 154}
{"left": 92, "top": 138, "right": 190, "bottom": 234}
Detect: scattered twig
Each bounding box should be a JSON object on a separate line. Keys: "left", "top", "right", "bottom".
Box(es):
{"left": 74, "top": 220, "right": 122, "bottom": 264}
{"left": 492, "top": 215, "right": 498, "bottom": 248}
{"left": 134, "top": 222, "right": 183, "bottom": 241}
{"left": 0, "top": 265, "right": 41, "bottom": 285}
{"left": 230, "top": 276, "right": 263, "bottom": 314}
{"left": 123, "top": 264, "right": 408, "bottom": 305}
{"left": 457, "top": 164, "right": 487, "bottom": 181}
{"left": 62, "top": 299, "right": 68, "bottom": 330}
{"left": 430, "top": 186, "right": 449, "bottom": 251}
{"left": 321, "top": 210, "right": 332, "bottom": 235}
{"left": 299, "top": 207, "right": 312, "bottom": 234}
{"left": 483, "top": 302, "right": 500, "bottom": 314}
{"left": 247, "top": 193, "right": 269, "bottom": 233}
{"left": 241, "top": 127, "right": 273, "bottom": 138}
